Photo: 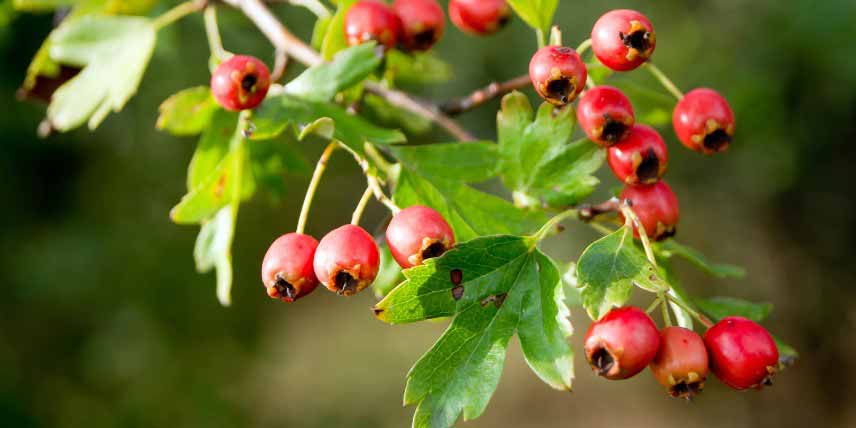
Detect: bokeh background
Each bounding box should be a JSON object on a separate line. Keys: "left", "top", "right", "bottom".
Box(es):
{"left": 1, "top": 0, "right": 855, "bottom": 427}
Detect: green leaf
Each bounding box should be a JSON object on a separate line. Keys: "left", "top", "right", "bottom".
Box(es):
{"left": 320, "top": 0, "right": 357, "bottom": 60}
{"left": 694, "top": 297, "right": 773, "bottom": 323}
{"left": 393, "top": 167, "right": 546, "bottom": 242}
{"left": 576, "top": 226, "right": 668, "bottom": 320}
{"left": 388, "top": 142, "right": 500, "bottom": 183}
{"left": 247, "top": 136, "right": 311, "bottom": 200}
{"left": 497, "top": 92, "right": 604, "bottom": 207}
{"left": 13, "top": 0, "right": 76, "bottom": 11}
{"left": 385, "top": 50, "right": 453, "bottom": 86}
{"left": 188, "top": 109, "right": 240, "bottom": 190}
{"left": 194, "top": 206, "right": 236, "bottom": 306}
{"left": 156, "top": 86, "right": 218, "bottom": 136}
{"left": 374, "top": 236, "right": 572, "bottom": 427}
{"left": 655, "top": 240, "right": 746, "bottom": 279}
{"left": 361, "top": 93, "right": 432, "bottom": 134}
{"left": 284, "top": 43, "right": 383, "bottom": 102}
{"left": 506, "top": 0, "right": 558, "bottom": 32}
{"left": 47, "top": 14, "right": 156, "bottom": 131}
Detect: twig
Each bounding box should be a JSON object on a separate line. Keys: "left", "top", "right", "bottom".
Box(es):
{"left": 365, "top": 82, "right": 476, "bottom": 141}
{"left": 578, "top": 198, "right": 620, "bottom": 222}
{"left": 441, "top": 75, "right": 530, "bottom": 116}
{"left": 271, "top": 48, "right": 289, "bottom": 82}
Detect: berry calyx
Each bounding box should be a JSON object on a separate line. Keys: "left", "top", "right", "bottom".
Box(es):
{"left": 345, "top": 0, "right": 402, "bottom": 51}
{"left": 313, "top": 224, "right": 380, "bottom": 296}
{"left": 448, "top": 0, "right": 511, "bottom": 36}
{"left": 608, "top": 124, "right": 669, "bottom": 185}
{"left": 704, "top": 316, "right": 779, "bottom": 390}
{"left": 393, "top": 0, "right": 445, "bottom": 51}
{"left": 620, "top": 181, "right": 680, "bottom": 241}
{"left": 576, "top": 85, "right": 635, "bottom": 146}
{"left": 650, "top": 327, "right": 709, "bottom": 400}
{"left": 261, "top": 233, "right": 320, "bottom": 302}
{"left": 210, "top": 55, "right": 271, "bottom": 112}
{"left": 673, "top": 88, "right": 735, "bottom": 155}
{"left": 386, "top": 205, "right": 455, "bottom": 269}
{"left": 529, "top": 46, "right": 588, "bottom": 106}
{"left": 591, "top": 9, "right": 656, "bottom": 71}
{"left": 584, "top": 306, "right": 660, "bottom": 380}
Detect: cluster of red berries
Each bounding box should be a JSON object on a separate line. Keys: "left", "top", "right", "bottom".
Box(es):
{"left": 261, "top": 206, "right": 455, "bottom": 302}
{"left": 584, "top": 306, "right": 779, "bottom": 398}
{"left": 345, "top": 0, "right": 511, "bottom": 52}
{"left": 528, "top": 9, "right": 737, "bottom": 241}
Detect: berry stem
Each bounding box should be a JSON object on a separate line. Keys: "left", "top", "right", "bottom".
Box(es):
{"left": 659, "top": 293, "right": 673, "bottom": 327}
{"left": 204, "top": 6, "right": 228, "bottom": 63}
{"left": 549, "top": 26, "right": 562, "bottom": 46}
{"left": 666, "top": 294, "right": 714, "bottom": 328}
{"left": 364, "top": 144, "right": 393, "bottom": 176}
{"left": 643, "top": 63, "right": 684, "bottom": 101}
{"left": 296, "top": 142, "right": 337, "bottom": 235}
{"left": 366, "top": 173, "right": 400, "bottom": 214}
{"left": 152, "top": 0, "right": 205, "bottom": 31}
{"left": 576, "top": 38, "right": 593, "bottom": 55}
{"left": 620, "top": 204, "right": 658, "bottom": 267}
{"left": 645, "top": 297, "right": 661, "bottom": 314}
{"left": 351, "top": 186, "right": 374, "bottom": 226}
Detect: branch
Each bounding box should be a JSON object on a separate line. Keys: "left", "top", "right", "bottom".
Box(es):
{"left": 441, "top": 74, "right": 530, "bottom": 116}
{"left": 220, "top": 0, "right": 475, "bottom": 141}
{"left": 578, "top": 198, "right": 621, "bottom": 222}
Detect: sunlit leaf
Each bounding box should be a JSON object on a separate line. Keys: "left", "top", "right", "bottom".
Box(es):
{"left": 157, "top": 86, "right": 218, "bottom": 136}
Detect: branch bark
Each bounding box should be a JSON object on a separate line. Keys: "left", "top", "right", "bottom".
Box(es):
{"left": 441, "top": 74, "right": 530, "bottom": 116}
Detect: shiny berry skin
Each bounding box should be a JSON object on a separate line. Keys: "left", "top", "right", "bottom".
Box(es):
{"left": 261, "top": 233, "right": 320, "bottom": 302}
{"left": 591, "top": 9, "right": 656, "bottom": 71}
{"left": 345, "top": 0, "right": 402, "bottom": 51}
{"left": 393, "top": 0, "right": 445, "bottom": 51}
{"left": 210, "top": 55, "right": 271, "bottom": 111}
{"left": 313, "top": 224, "right": 380, "bottom": 296}
{"left": 673, "top": 88, "right": 736, "bottom": 155}
{"left": 608, "top": 124, "right": 669, "bottom": 185}
{"left": 650, "top": 327, "right": 709, "bottom": 399}
{"left": 529, "top": 46, "right": 588, "bottom": 106}
{"left": 584, "top": 306, "right": 660, "bottom": 380}
{"left": 620, "top": 181, "right": 680, "bottom": 241}
{"left": 576, "top": 85, "right": 635, "bottom": 146}
{"left": 704, "top": 316, "right": 779, "bottom": 390}
{"left": 448, "top": 0, "right": 511, "bottom": 36}
{"left": 386, "top": 206, "right": 455, "bottom": 269}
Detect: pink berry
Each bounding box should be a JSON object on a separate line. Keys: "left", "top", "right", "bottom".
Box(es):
{"left": 386, "top": 206, "right": 455, "bottom": 269}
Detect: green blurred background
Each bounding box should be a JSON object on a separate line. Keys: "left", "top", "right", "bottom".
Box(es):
{"left": 1, "top": 0, "right": 855, "bottom": 427}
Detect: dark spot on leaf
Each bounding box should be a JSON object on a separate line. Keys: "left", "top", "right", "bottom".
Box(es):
{"left": 450, "top": 269, "right": 463, "bottom": 285}
{"left": 480, "top": 293, "right": 507, "bottom": 308}
{"left": 452, "top": 285, "right": 464, "bottom": 300}
{"left": 372, "top": 307, "right": 384, "bottom": 316}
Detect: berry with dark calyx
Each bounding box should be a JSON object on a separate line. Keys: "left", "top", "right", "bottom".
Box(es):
{"left": 584, "top": 306, "right": 661, "bottom": 380}
{"left": 345, "top": 0, "right": 402, "bottom": 51}
{"left": 591, "top": 9, "right": 656, "bottom": 71}
{"left": 650, "top": 327, "right": 709, "bottom": 400}
{"left": 261, "top": 233, "right": 320, "bottom": 302}
{"left": 577, "top": 85, "right": 635, "bottom": 146}
{"left": 386, "top": 206, "right": 455, "bottom": 269}
{"left": 393, "top": 0, "right": 445, "bottom": 51}
{"left": 608, "top": 124, "right": 669, "bottom": 185}
{"left": 704, "top": 316, "right": 779, "bottom": 390}
{"left": 313, "top": 224, "right": 380, "bottom": 296}
{"left": 529, "top": 46, "right": 588, "bottom": 106}
{"left": 620, "top": 181, "right": 680, "bottom": 241}
{"left": 448, "top": 0, "right": 511, "bottom": 36}
{"left": 673, "top": 88, "right": 736, "bottom": 155}
{"left": 210, "top": 55, "right": 271, "bottom": 112}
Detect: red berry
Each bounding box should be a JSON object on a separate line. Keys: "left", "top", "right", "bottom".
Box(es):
{"left": 386, "top": 206, "right": 455, "bottom": 269}
{"left": 704, "top": 316, "right": 779, "bottom": 390}
{"left": 313, "top": 224, "right": 380, "bottom": 296}
{"left": 584, "top": 306, "right": 661, "bottom": 380}
{"left": 393, "top": 0, "right": 445, "bottom": 51}
{"left": 448, "top": 0, "right": 511, "bottom": 36}
{"left": 673, "top": 88, "right": 735, "bottom": 155}
{"left": 529, "top": 46, "right": 588, "bottom": 106}
{"left": 608, "top": 124, "right": 668, "bottom": 185}
{"left": 210, "top": 55, "right": 271, "bottom": 112}
{"left": 345, "top": 0, "right": 402, "bottom": 51}
{"left": 576, "top": 85, "right": 635, "bottom": 146}
{"left": 620, "top": 181, "right": 679, "bottom": 241}
{"left": 650, "top": 327, "right": 709, "bottom": 399}
{"left": 591, "top": 9, "right": 656, "bottom": 71}
{"left": 261, "top": 233, "right": 320, "bottom": 302}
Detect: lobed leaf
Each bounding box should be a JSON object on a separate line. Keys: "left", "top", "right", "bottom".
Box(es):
{"left": 194, "top": 206, "right": 235, "bottom": 306}
{"left": 156, "top": 86, "right": 218, "bottom": 136}
{"left": 284, "top": 42, "right": 383, "bottom": 102}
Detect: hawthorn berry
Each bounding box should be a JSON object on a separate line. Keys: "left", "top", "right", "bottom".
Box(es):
{"left": 386, "top": 206, "right": 455, "bottom": 269}
{"left": 673, "top": 88, "right": 735, "bottom": 155}
{"left": 393, "top": 0, "right": 445, "bottom": 51}
{"left": 529, "top": 46, "right": 588, "bottom": 106}
{"left": 591, "top": 9, "right": 656, "bottom": 72}
{"left": 608, "top": 124, "right": 669, "bottom": 185}
{"left": 345, "top": 0, "right": 402, "bottom": 51}
{"left": 210, "top": 55, "right": 271, "bottom": 112}
{"left": 576, "top": 85, "right": 635, "bottom": 146}
{"left": 650, "top": 327, "right": 709, "bottom": 399}
{"left": 261, "top": 233, "right": 320, "bottom": 302}
{"left": 584, "top": 306, "right": 660, "bottom": 380}
{"left": 620, "top": 181, "right": 680, "bottom": 241}
{"left": 448, "top": 0, "right": 511, "bottom": 36}
{"left": 314, "top": 224, "right": 380, "bottom": 296}
{"left": 704, "top": 316, "right": 779, "bottom": 390}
